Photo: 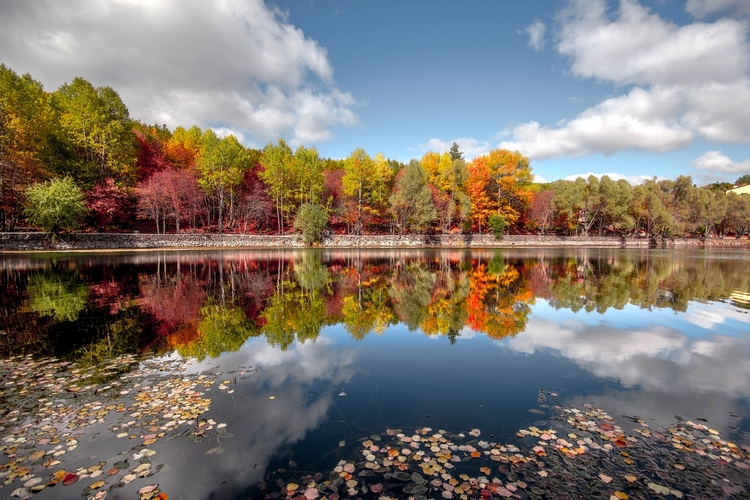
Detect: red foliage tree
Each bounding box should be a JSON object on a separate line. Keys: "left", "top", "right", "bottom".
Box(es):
{"left": 86, "top": 178, "right": 135, "bottom": 231}
{"left": 133, "top": 126, "right": 171, "bottom": 182}
{"left": 136, "top": 168, "right": 203, "bottom": 233}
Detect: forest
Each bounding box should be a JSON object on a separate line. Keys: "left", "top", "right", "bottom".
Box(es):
{"left": 2, "top": 64, "right": 750, "bottom": 240}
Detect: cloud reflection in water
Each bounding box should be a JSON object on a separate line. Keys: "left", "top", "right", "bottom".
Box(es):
{"left": 159, "top": 336, "right": 356, "bottom": 499}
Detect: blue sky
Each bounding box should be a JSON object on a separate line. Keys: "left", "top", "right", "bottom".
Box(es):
{"left": 1, "top": 0, "right": 749, "bottom": 184}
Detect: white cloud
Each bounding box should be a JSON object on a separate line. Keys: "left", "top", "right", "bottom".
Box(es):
{"left": 499, "top": 86, "right": 693, "bottom": 159}
{"left": 524, "top": 20, "right": 546, "bottom": 51}
{"left": 501, "top": 0, "right": 750, "bottom": 160}
{"left": 691, "top": 150, "right": 750, "bottom": 173}
{"left": 686, "top": 0, "right": 750, "bottom": 18}
{"left": 564, "top": 172, "right": 652, "bottom": 185}
{"left": 0, "top": 0, "right": 357, "bottom": 146}
{"left": 558, "top": 0, "right": 749, "bottom": 86}
{"left": 418, "top": 137, "right": 492, "bottom": 159}
{"left": 508, "top": 316, "right": 750, "bottom": 398}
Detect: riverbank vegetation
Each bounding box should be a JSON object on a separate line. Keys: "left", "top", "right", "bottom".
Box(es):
{"left": 2, "top": 65, "right": 750, "bottom": 238}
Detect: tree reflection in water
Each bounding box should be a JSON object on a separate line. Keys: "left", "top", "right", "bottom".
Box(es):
{"left": 0, "top": 249, "right": 749, "bottom": 361}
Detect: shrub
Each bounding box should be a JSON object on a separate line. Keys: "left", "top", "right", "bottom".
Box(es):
{"left": 24, "top": 177, "right": 86, "bottom": 233}
{"left": 294, "top": 203, "right": 329, "bottom": 245}
{"left": 488, "top": 214, "right": 507, "bottom": 240}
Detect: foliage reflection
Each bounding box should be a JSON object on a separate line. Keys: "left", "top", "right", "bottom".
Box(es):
{"left": 1, "top": 250, "right": 749, "bottom": 362}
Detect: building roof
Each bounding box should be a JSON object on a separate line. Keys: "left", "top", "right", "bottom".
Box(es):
{"left": 726, "top": 184, "right": 750, "bottom": 195}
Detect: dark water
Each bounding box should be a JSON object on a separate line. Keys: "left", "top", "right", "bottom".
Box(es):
{"left": 1, "top": 248, "right": 749, "bottom": 499}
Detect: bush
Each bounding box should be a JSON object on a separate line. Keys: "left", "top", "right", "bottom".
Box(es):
{"left": 24, "top": 177, "right": 86, "bottom": 233}
{"left": 488, "top": 214, "right": 507, "bottom": 240}
{"left": 294, "top": 203, "right": 329, "bottom": 245}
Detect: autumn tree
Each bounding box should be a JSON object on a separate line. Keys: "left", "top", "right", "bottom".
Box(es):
{"left": 482, "top": 149, "right": 534, "bottom": 228}
{"left": 422, "top": 151, "right": 470, "bottom": 233}
{"left": 136, "top": 167, "right": 202, "bottom": 233}
{"left": 86, "top": 178, "right": 134, "bottom": 231}
{"left": 466, "top": 157, "right": 493, "bottom": 232}
{"left": 0, "top": 65, "right": 51, "bottom": 230}
{"left": 528, "top": 189, "right": 555, "bottom": 234}
{"left": 341, "top": 148, "right": 392, "bottom": 234}
{"left": 164, "top": 125, "right": 203, "bottom": 170}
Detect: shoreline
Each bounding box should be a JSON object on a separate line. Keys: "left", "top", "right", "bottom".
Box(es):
{"left": 1, "top": 232, "right": 748, "bottom": 252}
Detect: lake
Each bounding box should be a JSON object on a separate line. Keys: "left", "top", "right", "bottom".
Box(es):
{"left": 1, "top": 248, "right": 749, "bottom": 499}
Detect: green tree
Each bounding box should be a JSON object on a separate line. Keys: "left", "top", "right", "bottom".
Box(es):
{"left": 292, "top": 145, "right": 325, "bottom": 207}
{"left": 259, "top": 139, "right": 294, "bottom": 234}
{"left": 488, "top": 213, "right": 507, "bottom": 239}
{"left": 294, "top": 203, "right": 329, "bottom": 245}
{"left": 342, "top": 148, "right": 373, "bottom": 234}
{"left": 389, "top": 160, "right": 436, "bottom": 233}
{"left": 724, "top": 193, "right": 750, "bottom": 238}
{"left": 51, "top": 77, "right": 136, "bottom": 185}
{"left": 629, "top": 181, "right": 674, "bottom": 236}
{"left": 196, "top": 131, "right": 251, "bottom": 233}
{"left": 449, "top": 142, "right": 464, "bottom": 161}
{"left": 24, "top": 177, "right": 86, "bottom": 233}
{"left": 735, "top": 174, "right": 750, "bottom": 187}
{"left": 598, "top": 177, "right": 633, "bottom": 234}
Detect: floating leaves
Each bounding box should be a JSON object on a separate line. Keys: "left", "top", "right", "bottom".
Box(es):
{"left": 0, "top": 354, "right": 242, "bottom": 500}
{"left": 257, "top": 396, "right": 750, "bottom": 500}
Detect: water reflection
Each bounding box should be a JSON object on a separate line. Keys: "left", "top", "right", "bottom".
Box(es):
{"left": 1, "top": 249, "right": 750, "bottom": 498}
{"left": 1, "top": 249, "right": 749, "bottom": 360}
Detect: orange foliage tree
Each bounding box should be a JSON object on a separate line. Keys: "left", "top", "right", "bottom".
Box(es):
{"left": 466, "top": 149, "right": 534, "bottom": 232}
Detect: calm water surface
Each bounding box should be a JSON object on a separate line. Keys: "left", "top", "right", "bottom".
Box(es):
{"left": 1, "top": 248, "right": 749, "bottom": 499}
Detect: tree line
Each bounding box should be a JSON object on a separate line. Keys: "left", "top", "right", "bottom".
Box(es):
{"left": 2, "top": 64, "right": 749, "bottom": 239}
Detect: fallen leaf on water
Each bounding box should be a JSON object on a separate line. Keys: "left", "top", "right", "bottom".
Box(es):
{"left": 647, "top": 482, "right": 670, "bottom": 495}
{"left": 599, "top": 473, "right": 612, "bottom": 484}
{"left": 139, "top": 484, "right": 159, "bottom": 494}
{"left": 62, "top": 473, "right": 78, "bottom": 486}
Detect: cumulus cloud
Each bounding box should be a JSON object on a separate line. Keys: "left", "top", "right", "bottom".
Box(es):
{"left": 557, "top": 0, "right": 749, "bottom": 86}
{"left": 0, "top": 0, "right": 357, "bottom": 146}
{"left": 686, "top": 0, "right": 750, "bottom": 18}
{"left": 500, "top": 0, "right": 750, "bottom": 160}
{"left": 524, "top": 20, "right": 547, "bottom": 51}
{"left": 691, "top": 150, "right": 750, "bottom": 173}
